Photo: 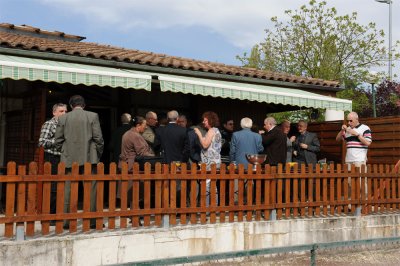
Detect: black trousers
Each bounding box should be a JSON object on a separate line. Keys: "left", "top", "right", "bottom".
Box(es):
{"left": 44, "top": 152, "right": 60, "bottom": 214}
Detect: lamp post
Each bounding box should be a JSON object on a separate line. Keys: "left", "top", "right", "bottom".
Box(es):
{"left": 371, "top": 83, "right": 377, "bottom": 117}
{"left": 375, "top": 0, "right": 392, "bottom": 81}
{"left": 367, "top": 71, "right": 380, "bottom": 118}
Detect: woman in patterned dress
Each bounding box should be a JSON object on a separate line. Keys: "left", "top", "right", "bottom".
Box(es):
{"left": 194, "top": 111, "right": 222, "bottom": 206}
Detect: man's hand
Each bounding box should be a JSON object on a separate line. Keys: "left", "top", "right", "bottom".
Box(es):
{"left": 300, "top": 143, "right": 308, "bottom": 149}
{"left": 346, "top": 128, "right": 359, "bottom": 136}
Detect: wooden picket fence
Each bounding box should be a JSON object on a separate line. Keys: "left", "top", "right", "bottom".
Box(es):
{"left": 1, "top": 161, "right": 400, "bottom": 238}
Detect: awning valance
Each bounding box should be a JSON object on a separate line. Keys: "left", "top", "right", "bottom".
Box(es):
{"left": 159, "top": 75, "right": 352, "bottom": 111}
{"left": 0, "top": 54, "right": 151, "bottom": 90}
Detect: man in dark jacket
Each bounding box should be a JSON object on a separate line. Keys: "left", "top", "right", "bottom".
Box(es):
{"left": 220, "top": 118, "right": 234, "bottom": 160}
{"left": 156, "top": 110, "right": 189, "bottom": 207}
{"left": 260, "top": 116, "right": 287, "bottom": 204}
{"left": 261, "top": 117, "right": 287, "bottom": 166}
{"left": 293, "top": 120, "right": 320, "bottom": 165}
{"left": 156, "top": 110, "right": 189, "bottom": 164}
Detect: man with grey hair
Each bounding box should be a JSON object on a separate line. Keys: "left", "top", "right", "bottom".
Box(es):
{"left": 293, "top": 120, "right": 320, "bottom": 165}
{"left": 336, "top": 112, "right": 372, "bottom": 167}
{"left": 230, "top": 117, "right": 263, "bottom": 169}
{"left": 261, "top": 116, "right": 287, "bottom": 166}
{"left": 167, "top": 110, "right": 179, "bottom": 121}
{"left": 156, "top": 110, "right": 189, "bottom": 208}
{"left": 156, "top": 110, "right": 189, "bottom": 164}
{"left": 39, "top": 103, "right": 68, "bottom": 173}
{"left": 336, "top": 112, "right": 372, "bottom": 200}
{"left": 38, "top": 102, "right": 67, "bottom": 217}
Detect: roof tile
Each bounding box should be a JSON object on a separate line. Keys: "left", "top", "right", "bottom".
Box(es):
{"left": 0, "top": 23, "right": 340, "bottom": 88}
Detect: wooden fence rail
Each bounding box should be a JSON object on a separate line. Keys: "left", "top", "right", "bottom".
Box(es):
{"left": 1, "top": 161, "right": 400, "bottom": 238}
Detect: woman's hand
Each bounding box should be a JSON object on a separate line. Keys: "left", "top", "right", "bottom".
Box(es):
{"left": 193, "top": 127, "right": 201, "bottom": 137}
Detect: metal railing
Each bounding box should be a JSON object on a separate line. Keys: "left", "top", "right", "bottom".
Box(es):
{"left": 124, "top": 237, "right": 400, "bottom": 266}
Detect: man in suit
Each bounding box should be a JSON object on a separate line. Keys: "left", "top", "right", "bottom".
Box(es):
{"left": 54, "top": 95, "right": 104, "bottom": 228}
{"left": 156, "top": 110, "right": 189, "bottom": 164}
{"left": 261, "top": 117, "right": 287, "bottom": 166}
{"left": 230, "top": 117, "right": 263, "bottom": 169}
{"left": 293, "top": 120, "right": 320, "bottom": 165}
{"left": 220, "top": 118, "right": 234, "bottom": 158}
{"left": 156, "top": 110, "right": 189, "bottom": 207}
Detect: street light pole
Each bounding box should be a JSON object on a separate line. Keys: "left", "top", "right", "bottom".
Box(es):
{"left": 367, "top": 71, "right": 379, "bottom": 118}
{"left": 375, "top": 0, "right": 392, "bottom": 81}
{"left": 371, "top": 83, "right": 377, "bottom": 117}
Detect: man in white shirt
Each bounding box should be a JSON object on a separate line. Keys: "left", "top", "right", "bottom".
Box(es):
{"left": 336, "top": 112, "right": 372, "bottom": 167}
{"left": 336, "top": 112, "right": 372, "bottom": 200}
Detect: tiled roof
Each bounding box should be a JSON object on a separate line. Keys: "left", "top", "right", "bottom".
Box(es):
{"left": 0, "top": 23, "right": 340, "bottom": 88}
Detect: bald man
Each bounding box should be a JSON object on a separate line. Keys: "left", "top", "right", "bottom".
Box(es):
{"left": 336, "top": 111, "right": 372, "bottom": 167}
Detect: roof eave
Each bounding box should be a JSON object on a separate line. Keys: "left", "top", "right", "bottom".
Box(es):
{"left": 0, "top": 47, "right": 343, "bottom": 92}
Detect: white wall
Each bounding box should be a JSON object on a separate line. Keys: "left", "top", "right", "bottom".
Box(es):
{"left": 1, "top": 214, "right": 400, "bottom": 266}
{"left": 325, "top": 109, "right": 344, "bottom": 121}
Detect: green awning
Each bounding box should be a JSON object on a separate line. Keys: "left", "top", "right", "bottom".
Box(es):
{"left": 159, "top": 75, "right": 352, "bottom": 111}
{"left": 0, "top": 54, "right": 151, "bottom": 90}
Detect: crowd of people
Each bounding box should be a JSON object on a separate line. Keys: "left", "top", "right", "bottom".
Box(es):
{"left": 38, "top": 95, "right": 373, "bottom": 220}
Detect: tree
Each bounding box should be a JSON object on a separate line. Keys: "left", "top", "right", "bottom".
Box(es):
{"left": 368, "top": 80, "right": 400, "bottom": 117}
{"left": 268, "top": 108, "right": 325, "bottom": 124}
{"left": 237, "top": 0, "right": 399, "bottom": 88}
{"left": 336, "top": 87, "right": 370, "bottom": 115}
{"left": 336, "top": 80, "right": 400, "bottom": 117}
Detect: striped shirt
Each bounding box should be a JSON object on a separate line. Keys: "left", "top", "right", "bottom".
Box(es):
{"left": 38, "top": 117, "right": 61, "bottom": 155}
{"left": 342, "top": 124, "right": 372, "bottom": 163}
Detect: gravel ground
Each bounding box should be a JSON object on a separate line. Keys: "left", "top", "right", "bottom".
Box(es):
{"left": 195, "top": 243, "right": 400, "bottom": 266}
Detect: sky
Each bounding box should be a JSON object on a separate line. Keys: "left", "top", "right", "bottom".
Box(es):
{"left": 1, "top": 0, "right": 399, "bottom": 80}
